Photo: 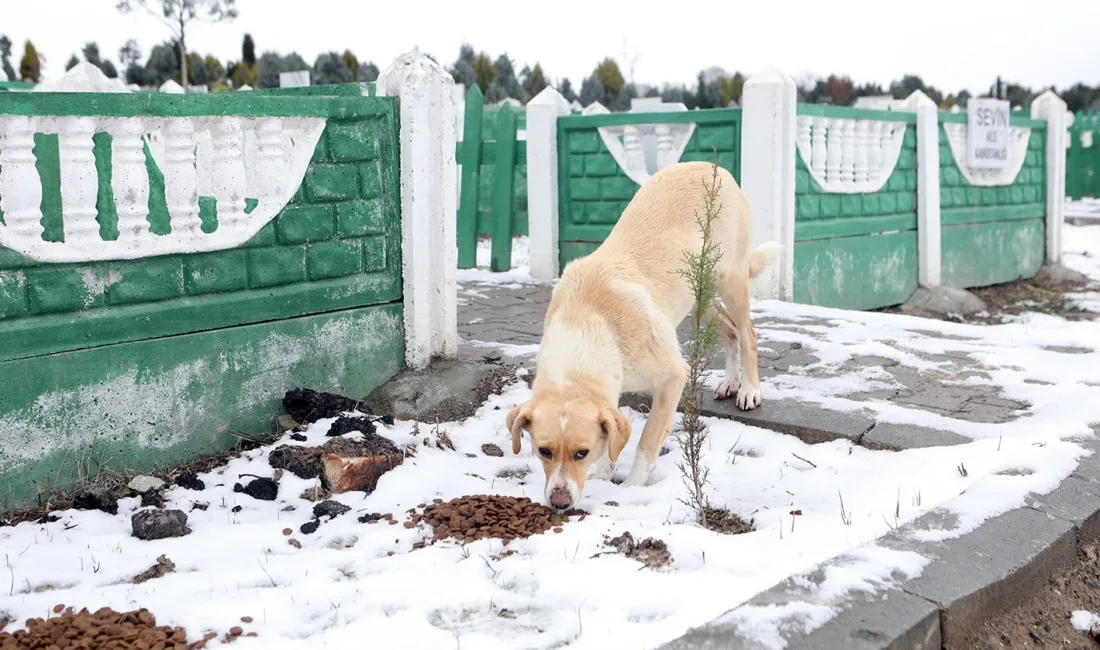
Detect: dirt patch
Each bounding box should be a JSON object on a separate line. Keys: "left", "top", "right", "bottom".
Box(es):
{"left": 701, "top": 506, "right": 756, "bottom": 535}
{"left": 959, "top": 543, "right": 1100, "bottom": 649}
{"left": 0, "top": 604, "right": 252, "bottom": 649}
{"left": 404, "top": 495, "right": 586, "bottom": 547}
{"left": 880, "top": 272, "right": 1098, "bottom": 324}
{"left": 268, "top": 445, "right": 324, "bottom": 480}
{"left": 133, "top": 554, "right": 176, "bottom": 584}
{"left": 283, "top": 387, "right": 366, "bottom": 423}
{"left": 322, "top": 434, "right": 400, "bottom": 458}
{"left": 601, "top": 532, "right": 672, "bottom": 569}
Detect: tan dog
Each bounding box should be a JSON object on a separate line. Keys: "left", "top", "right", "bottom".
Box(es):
{"left": 506, "top": 161, "right": 781, "bottom": 509}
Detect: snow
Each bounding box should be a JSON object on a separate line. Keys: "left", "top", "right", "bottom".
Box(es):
{"left": 1072, "top": 610, "right": 1100, "bottom": 632}
{"left": 2, "top": 227, "right": 1099, "bottom": 649}
{"left": 456, "top": 236, "right": 540, "bottom": 288}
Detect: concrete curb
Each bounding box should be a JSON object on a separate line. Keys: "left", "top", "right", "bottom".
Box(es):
{"left": 656, "top": 430, "right": 1100, "bottom": 650}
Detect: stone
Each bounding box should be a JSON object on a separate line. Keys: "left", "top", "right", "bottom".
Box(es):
{"left": 881, "top": 506, "right": 1076, "bottom": 648}
{"left": 313, "top": 500, "right": 352, "bottom": 519}
{"left": 481, "top": 443, "right": 505, "bottom": 457}
{"left": 860, "top": 422, "right": 970, "bottom": 451}
{"left": 321, "top": 435, "right": 404, "bottom": 494}
{"left": 784, "top": 590, "right": 941, "bottom": 650}
{"left": 132, "top": 509, "right": 191, "bottom": 541}
{"left": 72, "top": 487, "right": 118, "bottom": 515}
{"left": 127, "top": 475, "right": 166, "bottom": 494}
{"left": 268, "top": 445, "right": 324, "bottom": 480}
{"left": 276, "top": 415, "right": 299, "bottom": 433}
{"left": 1035, "top": 263, "right": 1089, "bottom": 287}
{"left": 365, "top": 358, "right": 519, "bottom": 422}
{"left": 900, "top": 285, "right": 987, "bottom": 317}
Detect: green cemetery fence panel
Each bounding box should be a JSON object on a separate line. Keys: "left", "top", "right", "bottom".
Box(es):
{"left": 455, "top": 86, "right": 527, "bottom": 270}
{"left": 1067, "top": 111, "right": 1100, "bottom": 200}
{"left": 0, "top": 85, "right": 406, "bottom": 509}
{"left": 793, "top": 106, "right": 920, "bottom": 311}
{"left": 556, "top": 108, "right": 742, "bottom": 271}
{"left": 938, "top": 112, "right": 1047, "bottom": 289}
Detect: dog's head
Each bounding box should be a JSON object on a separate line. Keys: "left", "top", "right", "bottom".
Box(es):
{"left": 505, "top": 394, "right": 631, "bottom": 511}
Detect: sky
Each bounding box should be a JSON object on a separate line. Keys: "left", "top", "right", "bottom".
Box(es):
{"left": 3, "top": 0, "right": 1099, "bottom": 95}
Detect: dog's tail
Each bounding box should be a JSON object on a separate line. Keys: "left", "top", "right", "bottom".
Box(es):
{"left": 748, "top": 242, "right": 783, "bottom": 279}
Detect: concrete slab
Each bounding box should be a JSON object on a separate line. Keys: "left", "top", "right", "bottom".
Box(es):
{"left": 884, "top": 506, "right": 1077, "bottom": 648}
{"left": 860, "top": 422, "right": 971, "bottom": 451}
{"left": 784, "top": 590, "right": 940, "bottom": 650}
{"left": 1027, "top": 474, "right": 1100, "bottom": 544}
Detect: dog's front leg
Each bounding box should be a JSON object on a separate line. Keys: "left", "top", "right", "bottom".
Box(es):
{"left": 621, "top": 362, "right": 687, "bottom": 488}
{"left": 589, "top": 448, "right": 614, "bottom": 481}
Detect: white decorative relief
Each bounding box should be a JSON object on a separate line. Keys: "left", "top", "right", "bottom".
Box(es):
{"left": 585, "top": 101, "right": 697, "bottom": 186}
{"left": 942, "top": 122, "right": 1031, "bottom": 186}
{"left": 0, "top": 115, "right": 326, "bottom": 263}
{"left": 796, "top": 115, "right": 908, "bottom": 194}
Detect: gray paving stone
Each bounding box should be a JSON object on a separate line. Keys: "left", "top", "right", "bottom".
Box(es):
{"left": 860, "top": 422, "right": 971, "bottom": 451}
{"left": 883, "top": 506, "right": 1077, "bottom": 648}
{"left": 949, "top": 402, "right": 1016, "bottom": 424}
{"left": 1028, "top": 474, "right": 1100, "bottom": 544}
{"left": 784, "top": 590, "right": 940, "bottom": 650}
{"left": 891, "top": 386, "right": 984, "bottom": 412}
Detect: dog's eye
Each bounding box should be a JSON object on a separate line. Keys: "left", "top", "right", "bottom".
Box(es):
{"left": 574, "top": 449, "right": 589, "bottom": 460}
{"left": 538, "top": 447, "right": 553, "bottom": 459}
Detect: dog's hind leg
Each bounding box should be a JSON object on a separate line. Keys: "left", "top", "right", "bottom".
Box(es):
{"left": 713, "top": 306, "right": 742, "bottom": 401}
{"left": 716, "top": 270, "right": 762, "bottom": 410}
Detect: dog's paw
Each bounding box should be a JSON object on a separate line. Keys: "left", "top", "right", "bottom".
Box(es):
{"left": 736, "top": 385, "right": 762, "bottom": 411}
{"left": 589, "top": 457, "right": 614, "bottom": 481}
{"left": 620, "top": 456, "right": 652, "bottom": 488}
{"left": 714, "top": 378, "right": 739, "bottom": 400}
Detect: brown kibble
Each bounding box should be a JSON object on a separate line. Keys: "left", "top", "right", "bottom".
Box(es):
{"left": 229, "top": 626, "right": 243, "bottom": 636}
{"left": 240, "top": 617, "right": 253, "bottom": 624}
{"left": 553, "top": 527, "right": 563, "bottom": 533}
{"left": 282, "top": 528, "right": 292, "bottom": 536}
{"left": 288, "top": 538, "right": 302, "bottom": 549}
{"left": 246, "top": 632, "right": 258, "bottom": 637}
{"left": 53, "top": 605, "right": 65, "bottom": 614}
{"left": 1, "top": 604, "right": 207, "bottom": 649}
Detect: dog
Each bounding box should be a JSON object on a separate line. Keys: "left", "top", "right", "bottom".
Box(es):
{"left": 505, "top": 161, "right": 781, "bottom": 510}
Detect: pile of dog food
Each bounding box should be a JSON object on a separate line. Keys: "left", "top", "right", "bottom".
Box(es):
{"left": 0, "top": 605, "right": 252, "bottom": 649}
{"left": 405, "top": 494, "right": 587, "bottom": 546}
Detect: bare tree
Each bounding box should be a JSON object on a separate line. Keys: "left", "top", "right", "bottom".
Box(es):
{"left": 116, "top": 0, "right": 238, "bottom": 86}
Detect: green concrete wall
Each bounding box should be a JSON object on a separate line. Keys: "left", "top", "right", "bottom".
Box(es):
{"left": 939, "top": 116, "right": 1047, "bottom": 289}
{"left": 0, "top": 87, "right": 406, "bottom": 510}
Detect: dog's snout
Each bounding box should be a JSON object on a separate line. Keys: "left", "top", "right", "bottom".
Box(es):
{"left": 548, "top": 489, "right": 572, "bottom": 510}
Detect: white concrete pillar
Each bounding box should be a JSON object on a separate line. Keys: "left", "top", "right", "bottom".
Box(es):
{"left": 1031, "top": 90, "right": 1068, "bottom": 264}
{"left": 526, "top": 87, "right": 571, "bottom": 281}
{"left": 741, "top": 66, "right": 797, "bottom": 301}
{"left": 906, "top": 90, "right": 942, "bottom": 287}
{"left": 378, "top": 49, "right": 459, "bottom": 370}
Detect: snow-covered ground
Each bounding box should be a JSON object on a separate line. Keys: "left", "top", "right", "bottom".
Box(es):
{"left": 1, "top": 227, "right": 1099, "bottom": 649}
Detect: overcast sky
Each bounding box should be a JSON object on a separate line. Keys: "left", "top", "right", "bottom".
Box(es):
{"left": 4, "top": 0, "right": 1098, "bottom": 95}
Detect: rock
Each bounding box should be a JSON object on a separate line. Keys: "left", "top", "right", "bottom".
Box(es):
{"left": 237, "top": 478, "right": 278, "bottom": 501}
{"left": 72, "top": 488, "right": 118, "bottom": 515}
{"left": 140, "top": 490, "right": 165, "bottom": 509}
{"left": 483, "top": 349, "right": 503, "bottom": 363}
{"left": 327, "top": 415, "right": 376, "bottom": 437}
{"left": 322, "top": 435, "right": 404, "bottom": 494}
{"left": 283, "top": 388, "right": 366, "bottom": 424}
{"left": 900, "top": 285, "right": 987, "bottom": 317}
{"left": 128, "top": 475, "right": 166, "bottom": 494}
{"left": 132, "top": 509, "right": 191, "bottom": 541}
{"left": 313, "top": 500, "right": 351, "bottom": 519}
{"left": 268, "top": 445, "right": 323, "bottom": 480}
{"left": 1035, "top": 263, "right": 1089, "bottom": 287}
{"left": 300, "top": 486, "right": 331, "bottom": 502}
{"left": 365, "top": 359, "right": 518, "bottom": 423}
{"left": 276, "top": 415, "right": 300, "bottom": 433}
{"left": 300, "top": 520, "right": 320, "bottom": 535}
{"left": 481, "top": 443, "right": 504, "bottom": 457}
{"left": 174, "top": 472, "right": 205, "bottom": 491}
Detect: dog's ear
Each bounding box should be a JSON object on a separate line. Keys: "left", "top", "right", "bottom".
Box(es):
{"left": 506, "top": 401, "right": 534, "bottom": 455}
{"left": 599, "top": 407, "right": 632, "bottom": 463}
